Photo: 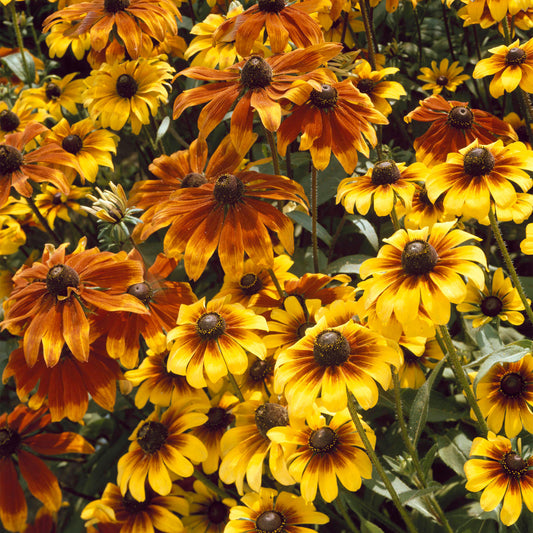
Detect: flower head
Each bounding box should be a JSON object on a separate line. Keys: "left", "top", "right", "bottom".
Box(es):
{"left": 418, "top": 58, "right": 469, "bottom": 94}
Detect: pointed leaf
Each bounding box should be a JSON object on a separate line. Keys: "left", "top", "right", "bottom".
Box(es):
{"left": 288, "top": 210, "right": 332, "bottom": 246}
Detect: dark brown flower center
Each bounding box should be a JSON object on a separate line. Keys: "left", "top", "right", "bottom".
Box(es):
{"left": 256, "top": 510, "right": 286, "bottom": 533}
{"left": 357, "top": 78, "right": 375, "bottom": 94}
{"left": 0, "top": 145, "right": 23, "bottom": 175}
{"left": 46, "top": 264, "right": 80, "bottom": 297}
{"left": 371, "top": 160, "right": 401, "bottom": 186}
{"left": 204, "top": 406, "right": 234, "bottom": 431}
{"left": 447, "top": 106, "right": 474, "bottom": 129}
{"left": 0, "top": 427, "right": 21, "bottom": 456}
{"left": 45, "top": 82, "right": 61, "bottom": 100}
{"left": 213, "top": 174, "right": 245, "bottom": 205}
{"left": 436, "top": 75, "right": 449, "bottom": 86}
{"left": 137, "top": 421, "right": 168, "bottom": 454}
{"left": 500, "top": 372, "right": 525, "bottom": 397}
{"left": 52, "top": 192, "right": 64, "bottom": 205}
{"left": 207, "top": 500, "right": 230, "bottom": 524}
{"left": 181, "top": 172, "right": 207, "bottom": 188}
{"left": 297, "top": 320, "right": 314, "bottom": 339}
{"left": 116, "top": 74, "right": 138, "bottom": 99}
{"left": 240, "top": 56, "right": 273, "bottom": 90}
{"left": 196, "top": 312, "right": 226, "bottom": 340}
{"left": 239, "top": 273, "right": 263, "bottom": 295}
{"left": 255, "top": 403, "right": 289, "bottom": 438}
{"left": 502, "top": 452, "right": 529, "bottom": 479}
{"left": 506, "top": 47, "right": 526, "bottom": 65}
{"left": 127, "top": 282, "right": 153, "bottom": 305}
{"left": 104, "top": 0, "right": 130, "bottom": 13}
{"left": 401, "top": 240, "right": 439, "bottom": 275}
{"left": 515, "top": 125, "right": 529, "bottom": 143}
{"left": 313, "top": 329, "right": 350, "bottom": 367}
{"left": 463, "top": 147, "right": 495, "bottom": 176}
{"left": 257, "top": 0, "right": 285, "bottom": 13}
{"left": 122, "top": 492, "right": 150, "bottom": 513}
{"left": 0, "top": 110, "right": 20, "bottom": 132}
{"left": 62, "top": 134, "right": 83, "bottom": 155}
{"left": 249, "top": 358, "right": 274, "bottom": 381}
{"left": 309, "top": 426, "right": 338, "bottom": 453}
{"left": 310, "top": 84, "right": 338, "bottom": 110}
{"left": 480, "top": 295, "right": 503, "bottom": 317}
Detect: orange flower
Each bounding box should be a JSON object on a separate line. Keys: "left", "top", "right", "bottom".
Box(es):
{"left": 0, "top": 404, "right": 93, "bottom": 532}
{"left": 1, "top": 238, "right": 147, "bottom": 368}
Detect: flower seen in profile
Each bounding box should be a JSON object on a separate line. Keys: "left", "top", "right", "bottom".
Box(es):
{"left": 418, "top": 58, "right": 469, "bottom": 94}
{"left": 0, "top": 99, "right": 49, "bottom": 142}
{"left": 522, "top": 223, "right": 533, "bottom": 255}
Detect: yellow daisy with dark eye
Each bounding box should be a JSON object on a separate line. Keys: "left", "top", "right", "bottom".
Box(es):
{"left": 417, "top": 58, "right": 469, "bottom": 95}
{"left": 473, "top": 38, "right": 533, "bottom": 98}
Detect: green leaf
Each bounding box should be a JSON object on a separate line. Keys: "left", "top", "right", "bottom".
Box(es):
{"left": 361, "top": 520, "right": 386, "bottom": 533}
{"left": 347, "top": 215, "right": 379, "bottom": 251}
{"left": 1, "top": 51, "right": 35, "bottom": 84}
{"left": 398, "top": 483, "right": 441, "bottom": 504}
{"left": 408, "top": 357, "right": 446, "bottom": 446}
{"left": 436, "top": 430, "right": 472, "bottom": 478}
{"left": 325, "top": 254, "right": 373, "bottom": 275}
{"left": 473, "top": 324, "right": 504, "bottom": 356}
{"left": 156, "top": 116, "right": 170, "bottom": 142}
{"left": 287, "top": 210, "right": 332, "bottom": 246}
{"left": 421, "top": 443, "right": 439, "bottom": 478}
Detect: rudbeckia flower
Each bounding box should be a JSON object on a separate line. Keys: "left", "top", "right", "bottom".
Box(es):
{"left": 465, "top": 432, "right": 533, "bottom": 526}
{"left": 0, "top": 214, "right": 25, "bottom": 254}
{"left": 473, "top": 38, "right": 533, "bottom": 97}
{"left": 0, "top": 404, "right": 94, "bottom": 532}
{"left": 404, "top": 183, "right": 450, "bottom": 229}
{"left": 521, "top": 223, "right": 533, "bottom": 255}
{"left": 404, "top": 94, "right": 517, "bottom": 166}
{"left": 397, "top": 337, "right": 444, "bottom": 389}
{"left": 0, "top": 99, "right": 48, "bottom": 142}
{"left": 418, "top": 58, "right": 470, "bottom": 94}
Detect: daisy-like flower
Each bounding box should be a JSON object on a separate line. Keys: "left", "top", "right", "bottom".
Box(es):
{"left": 473, "top": 38, "right": 533, "bottom": 98}
{"left": 84, "top": 57, "right": 174, "bottom": 135}
{"left": 0, "top": 214, "right": 25, "bottom": 255}
{"left": 213, "top": 0, "right": 326, "bottom": 57}
{"left": 225, "top": 488, "right": 329, "bottom": 533}
{"left": 457, "top": 268, "right": 526, "bottom": 327}
{"left": 81, "top": 483, "right": 188, "bottom": 533}
{"left": 404, "top": 94, "right": 517, "bottom": 166}
{"left": 404, "top": 183, "right": 449, "bottom": 230}
{"left": 0, "top": 404, "right": 94, "bottom": 532}
{"left": 268, "top": 408, "right": 374, "bottom": 502}
{"left": 117, "top": 400, "right": 208, "bottom": 502}
{"left": 490, "top": 192, "right": 533, "bottom": 224}
{"left": 418, "top": 58, "right": 470, "bottom": 94}
{"left": 397, "top": 337, "right": 444, "bottom": 389}
{"left": 358, "top": 221, "right": 487, "bottom": 329}
{"left": 425, "top": 139, "right": 533, "bottom": 222}
{"left": 236, "top": 353, "right": 277, "bottom": 400}
{"left": 1, "top": 237, "right": 147, "bottom": 367}
{"left": 336, "top": 159, "right": 426, "bottom": 217}
{"left": 521, "top": 223, "right": 533, "bottom": 255}
{"left": 0, "top": 99, "right": 48, "bottom": 142}
{"left": 45, "top": 20, "right": 91, "bottom": 61}
{"left": 0, "top": 122, "right": 72, "bottom": 209}
{"left": 464, "top": 432, "right": 533, "bottom": 526}
{"left": 275, "top": 316, "right": 401, "bottom": 413}
{"left": 43, "top": 0, "right": 180, "bottom": 60}
{"left": 474, "top": 354, "right": 533, "bottom": 437}
{"left": 173, "top": 42, "right": 342, "bottom": 147}
{"left": 277, "top": 76, "right": 388, "bottom": 173}
{"left": 167, "top": 298, "right": 268, "bottom": 389}
{"left": 504, "top": 111, "right": 532, "bottom": 149}
{"left": 43, "top": 118, "right": 118, "bottom": 183}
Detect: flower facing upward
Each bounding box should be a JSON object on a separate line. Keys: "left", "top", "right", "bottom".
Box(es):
{"left": 457, "top": 268, "right": 526, "bottom": 327}
{"left": 426, "top": 139, "right": 533, "bottom": 221}
{"left": 464, "top": 432, "right": 533, "bottom": 526}
{"left": 473, "top": 38, "right": 533, "bottom": 97}
{"left": 358, "top": 221, "right": 487, "bottom": 329}
{"left": 0, "top": 99, "right": 48, "bottom": 142}
{"left": 225, "top": 488, "right": 329, "bottom": 533}
{"left": 418, "top": 58, "right": 470, "bottom": 94}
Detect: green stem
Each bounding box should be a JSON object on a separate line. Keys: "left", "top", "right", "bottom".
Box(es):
{"left": 488, "top": 206, "right": 533, "bottom": 325}
{"left": 500, "top": 13, "right": 511, "bottom": 45}
{"left": 437, "top": 325, "right": 489, "bottom": 436}
{"left": 390, "top": 205, "right": 401, "bottom": 231}
{"left": 441, "top": 2, "right": 456, "bottom": 62}
{"left": 359, "top": 0, "right": 377, "bottom": 70}
{"left": 335, "top": 495, "right": 359, "bottom": 533}
{"left": 412, "top": 5, "right": 423, "bottom": 66}
{"left": 9, "top": 1, "right": 32, "bottom": 86}
{"left": 311, "top": 165, "right": 319, "bottom": 273}
{"left": 268, "top": 268, "right": 285, "bottom": 300}
{"left": 265, "top": 129, "right": 281, "bottom": 176}
{"left": 518, "top": 88, "right": 533, "bottom": 142}
{"left": 328, "top": 211, "right": 347, "bottom": 262}
{"left": 347, "top": 391, "right": 419, "bottom": 533}
{"left": 226, "top": 370, "right": 245, "bottom": 403}
{"left": 26, "top": 196, "right": 61, "bottom": 245}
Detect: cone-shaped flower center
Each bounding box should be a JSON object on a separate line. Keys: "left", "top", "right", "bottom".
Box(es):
{"left": 480, "top": 295, "right": 503, "bottom": 317}
{"left": 255, "top": 403, "right": 289, "bottom": 438}
{"left": 46, "top": 264, "right": 80, "bottom": 297}
{"left": 104, "top": 0, "right": 130, "bottom": 13}
{"left": 436, "top": 75, "right": 449, "bottom": 86}
{"left": 207, "top": 501, "right": 230, "bottom": 524}
{"left": 401, "top": 240, "right": 439, "bottom": 275}
{"left": 249, "top": 359, "right": 273, "bottom": 381}
{"left": 204, "top": 406, "right": 234, "bottom": 430}
{"left": 500, "top": 372, "right": 524, "bottom": 397}
{"left": 52, "top": 192, "right": 64, "bottom": 205}
{"left": 213, "top": 174, "right": 245, "bottom": 205}
{"left": 0, "top": 145, "right": 23, "bottom": 175}
{"left": 448, "top": 106, "right": 473, "bottom": 129}
{"left": 502, "top": 452, "right": 529, "bottom": 478}
{"left": 45, "top": 82, "right": 61, "bottom": 100}
{"left": 313, "top": 330, "right": 350, "bottom": 367}
{"left": 357, "top": 78, "right": 375, "bottom": 94}
{"left": 127, "top": 282, "right": 153, "bottom": 305}
{"left": 122, "top": 492, "right": 149, "bottom": 513}
{"left": 116, "top": 74, "right": 138, "bottom": 99}
{"left": 257, "top": 0, "right": 285, "bottom": 12}
{"left": 62, "top": 134, "right": 83, "bottom": 155}
{"left": 463, "top": 147, "right": 495, "bottom": 176}
{"left": 0, "top": 110, "right": 20, "bottom": 132}
{"left": 309, "top": 426, "right": 339, "bottom": 453}
{"left": 371, "top": 160, "right": 401, "bottom": 185}
{"left": 239, "top": 273, "right": 263, "bottom": 295}
{"left": 256, "top": 510, "right": 286, "bottom": 533}
{"left": 310, "top": 84, "right": 338, "bottom": 110}
{"left": 181, "top": 172, "right": 207, "bottom": 188}
{"left": 196, "top": 312, "right": 226, "bottom": 340}
{"left": 137, "top": 421, "right": 168, "bottom": 454}
{"left": 506, "top": 47, "right": 526, "bottom": 65}
{"left": 297, "top": 321, "right": 314, "bottom": 339}
{"left": 240, "top": 57, "right": 273, "bottom": 89}
{"left": 0, "top": 427, "right": 21, "bottom": 456}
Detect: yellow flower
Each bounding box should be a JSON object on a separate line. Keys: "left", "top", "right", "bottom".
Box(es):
{"left": 521, "top": 223, "right": 533, "bottom": 255}
{"left": 418, "top": 58, "right": 469, "bottom": 94}
{"left": 0, "top": 214, "right": 25, "bottom": 254}
{"left": 34, "top": 183, "right": 90, "bottom": 229}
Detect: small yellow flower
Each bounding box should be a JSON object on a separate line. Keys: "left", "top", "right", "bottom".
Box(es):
{"left": 418, "top": 58, "right": 469, "bottom": 94}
